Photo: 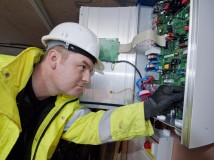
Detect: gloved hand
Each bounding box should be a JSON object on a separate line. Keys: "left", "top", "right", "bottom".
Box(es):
{"left": 144, "top": 85, "right": 184, "bottom": 120}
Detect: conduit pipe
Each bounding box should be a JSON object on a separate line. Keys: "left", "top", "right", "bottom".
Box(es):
{"left": 29, "top": 0, "right": 54, "bottom": 31}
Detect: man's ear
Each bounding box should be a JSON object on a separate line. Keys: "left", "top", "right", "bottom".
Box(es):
{"left": 47, "top": 50, "right": 59, "bottom": 69}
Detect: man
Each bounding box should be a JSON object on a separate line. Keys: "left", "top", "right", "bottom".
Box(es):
{"left": 0, "top": 22, "right": 184, "bottom": 160}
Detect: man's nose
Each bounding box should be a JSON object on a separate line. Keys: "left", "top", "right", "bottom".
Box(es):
{"left": 82, "top": 70, "right": 91, "bottom": 83}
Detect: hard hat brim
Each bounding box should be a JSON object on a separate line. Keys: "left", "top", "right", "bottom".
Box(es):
{"left": 95, "top": 59, "right": 104, "bottom": 72}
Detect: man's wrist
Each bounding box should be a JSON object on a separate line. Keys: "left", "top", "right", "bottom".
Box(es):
{"left": 144, "top": 99, "right": 158, "bottom": 120}
{"left": 144, "top": 100, "right": 153, "bottom": 120}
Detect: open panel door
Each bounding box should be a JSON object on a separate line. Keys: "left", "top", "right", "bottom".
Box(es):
{"left": 182, "top": 0, "right": 214, "bottom": 148}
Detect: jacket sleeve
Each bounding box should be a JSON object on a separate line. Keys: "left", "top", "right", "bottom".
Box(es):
{"left": 61, "top": 102, "right": 154, "bottom": 145}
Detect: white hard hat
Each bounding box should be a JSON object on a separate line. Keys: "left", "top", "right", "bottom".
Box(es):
{"left": 41, "top": 22, "right": 104, "bottom": 71}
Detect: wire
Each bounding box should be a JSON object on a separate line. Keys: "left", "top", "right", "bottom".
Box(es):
{"left": 0, "top": 42, "right": 33, "bottom": 49}
{"left": 0, "top": 42, "right": 43, "bottom": 49}
{"left": 110, "top": 88, "right": 141, "bottom": 101}
{"left": 80, "top": 101, "right": 123, "bottom": 107}
{"left": 110, "top": 60, "right": 142, "bottom": 78}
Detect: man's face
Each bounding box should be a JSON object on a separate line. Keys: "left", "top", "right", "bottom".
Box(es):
{"left": 51, "top": 50, "right": 95, "bottom": 97}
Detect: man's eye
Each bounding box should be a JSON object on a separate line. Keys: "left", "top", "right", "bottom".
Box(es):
{"left": 80, "top": 65, "right": 86, "bottom": 70}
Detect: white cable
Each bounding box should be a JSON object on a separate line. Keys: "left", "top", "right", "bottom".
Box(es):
{"left": 119, "top": 29, "right": 166, "bottom": 53}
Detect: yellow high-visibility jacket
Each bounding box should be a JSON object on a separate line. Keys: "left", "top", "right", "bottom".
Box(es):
{"left": 0, "top": 47, "right": 154, "bottom": 160}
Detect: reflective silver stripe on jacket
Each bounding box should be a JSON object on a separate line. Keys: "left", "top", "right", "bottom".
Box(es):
{"left": 64, "top": 107, "right": 91, "bottom": 131}
{"left": 99, "top": 108, "right": 116, "bottom": 143}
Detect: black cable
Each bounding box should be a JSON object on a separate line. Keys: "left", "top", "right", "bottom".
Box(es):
{"left": 0, "top": 42, "right": 44, "bottom": 50}
{"left": 0, "top": 45, "right": 28, "bottom": 49}
{"left": 80, "top": 101, "right": 123, "bottom": 107}
{"left": 0, "top": 42, "right": 33, "bottom": 49}
{"left": 112, "top": 60, "right": 142, "bottom": 78}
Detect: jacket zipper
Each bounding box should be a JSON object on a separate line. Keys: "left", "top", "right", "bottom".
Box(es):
{"left": 32, "top": 98, "right": 78, "bottom": 160}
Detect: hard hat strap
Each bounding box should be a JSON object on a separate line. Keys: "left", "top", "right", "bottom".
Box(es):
{"left": 66, "top": 43, "right": 97, "bottom": 64}
{"left": 46, "top": 40, "right": 97, "bottom": 64}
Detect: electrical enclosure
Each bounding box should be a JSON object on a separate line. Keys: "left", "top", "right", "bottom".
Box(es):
{"left": 79, "top": 0, "right": 214, "bottom": 149}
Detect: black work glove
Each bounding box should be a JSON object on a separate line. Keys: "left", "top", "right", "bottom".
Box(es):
{"left": 144, "top": 85, "right": 184, "bottom": 120}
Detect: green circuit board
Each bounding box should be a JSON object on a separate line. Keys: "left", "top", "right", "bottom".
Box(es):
{"left": 145, "top": 1, "right": 191, "bottom": 119}
{"left": 155, "top": 4, "right": 190, "bottom": 86}
{"left": 99, "top": 38, "right": 119, "bottom": 62}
